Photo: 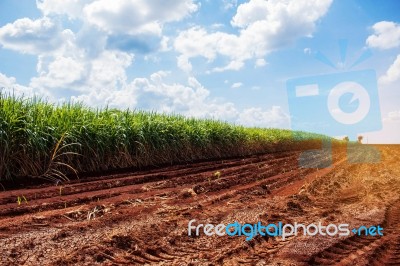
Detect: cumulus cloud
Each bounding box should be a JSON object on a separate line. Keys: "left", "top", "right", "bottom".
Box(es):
{"left": 174, "top": 0, "right": 332, "bottom": 71}
{"left": 87, "top": 50, "right": 133, "bottom": 89}
{"left": 0, "top": 5, "right": 135, "bottom": 94}
{"left": 383, "top": 110, "right": 400, "bottom": 123}
{"left": 213, "top": 60, "right": 245, "bottom": 72}
{"left": 160, "top": 36, "right": 171, "bottom": 51}
{"left": 31, "top": 56, "right": 86, "bottom": 89}
{"left": 177, "top": 55, "right": 192, "bottom": 73}
{"left": 231, "top": 82, "right": 243, "bottom": 88}
{"left": 37, "top": 0, "right": 198, "bottom": 32}
{"left": 366, "top": 21, "right": 400, "bottom": 50}
{"left": 71, "top": 72, "right": 292, "bottom": 128}
{"left": 127, "top": 74, "right": 288, "bottom": 126}
{"left": 236, "top": 106, "right": 290, "bottom": 128}
{"left": 0, "top": 73, "right": 48, "bottom": 98}
{"left": 0, "top": 1, "right": 200, "bottom": 107}
{"left": 36, "top": 0, "right": 198, "bottom": 53}
{"left": 0, "top": 17, "right": 72, "bottom": 54}
{"left": 71, "top": 72, "right": 239, "bottom": 121}
{"left": 71, "top": 86, "right": 139, "bottom": 108}
{"left": 255, "top": 58, "right": 267, "bottom": 67}
{"left": 83, "top": 0, "right": 198, "bottom": 36}
{"left": 30, "top": 49, "right": 133, "bottom": 92}
{"left": 174, "top": 27, "right": 223, "bottom": 61}
{"left": 36, "top": 0, "right": 93, "bottom": 19}
{"left": 223, "top": 0, "right": 238, "bottom": 10}
{"left": 379, "top": 54, "right": 400, "bottom": 85}
{"left": 303, "top": 48, "right": 312, "bottom": 54}
{"left": 134, "top": 73, "right": 238, "bottom": 119}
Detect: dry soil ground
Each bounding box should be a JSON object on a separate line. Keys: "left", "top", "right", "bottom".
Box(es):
{"left": 0, "top": 145, "right": 399, "bottom": 265}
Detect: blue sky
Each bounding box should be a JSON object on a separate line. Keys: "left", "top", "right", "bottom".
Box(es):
{"left": 0, "top": 0, "right": 399, "bottom": 143}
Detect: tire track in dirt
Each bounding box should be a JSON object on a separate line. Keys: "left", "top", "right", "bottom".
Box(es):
{"left": 90, "top": 146, "right": 398, "bottom": 265}
{"left": 122, "top": 153, "right": 343, "bottom": 265}
{"left": 368, "top": 200, "right": 400, "bottom": 266}
{"left": 307, "top": 200, "right": 400, "bottom": 266}
{"left": 0, "top": 152, "right": 298, "bottom": 215}
{"left": 0, "top": 151, "right": 314, "bottom": 230}
{"left": 8, "top": 145, "right": 399, "bottom": 265}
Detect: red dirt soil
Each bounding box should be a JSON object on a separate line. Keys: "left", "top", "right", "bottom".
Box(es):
{"left": 0, "top": 145, "right": 399, "bottom": 265}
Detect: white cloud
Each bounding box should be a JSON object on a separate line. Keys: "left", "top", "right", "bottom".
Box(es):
{"left": 0, "top": 17, "right": 72, "bottom": 54}
{"left": 366, "top": 21, "right": 400, "bottom": 50}
{"left": 303, "top": 48, "right": 312, "bottom": 54}
{"left": 136, "top": 72, "right": 218, "bottom": 117}
{"left": 83, "top": 0, "right": 198, "bottom": 36}
{"left": 160, "top": 36, "right": 171, "bottom": 51}
{"left": 32, "top": 55, "right": 85, "bottom": 89}
{"left": 177, "top": 55, "right": 192, "bottom": 73}
{"left": 174, "top": 27, "right": 223, "bottom": 61}
{"left": 36, "top": 0, "right": 93, "bottom": 19}
{"left": 0, "top": 13, "right": 135, "bottom": 97}
{"left": 213, "top": 60, "right": 245, "bottom": 72}
{"left": 71, "top": 86, "right": 139, "bottom": 108}
{"left": 1, "top": 1, "right": 178, "bottom": 104}
{"left": 384, "top": 110, "right": 400, "bottom": 123}
{"left": 0, "top": 73, "right": 48, "bottom": 98}
{"left": 0, "top": 73, "right": 17, "bottom": 89}
{"left": 37, "top": 0, "right": 198, "bottom": 34}
{"left": 236, "top": 106, "right": 290, "bottom": 128}
{"left": 30, "top": 49, "right": 133, "bottom": 92}
{"left": 379, "top": 54, "right": 400, "bottom": 85}
{"left": 35, "top": 0, "right": 197, "bottom": 54}
{"left": 223, "top": 0, "right": 238, "bottom": 10}
{"left": 231, "top": 82, "right": 243, "bottom": 88}
{"left": 255, "top": 58, "right": 267, "bottom": 67}
{"left": 71, "top": 72, "right": 241, "bottom": 121}
{"left": 211, "top": 23, "right": 225, "bottom": 29}
{"left": 87, "top": 50, "right": 133, "bottom": 89}
{"left": 230, "top": 0, "right": 269, "bottom": 28}
{"left": 174, "top": 0, "right": 332, "bottom": 72}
